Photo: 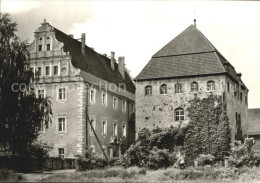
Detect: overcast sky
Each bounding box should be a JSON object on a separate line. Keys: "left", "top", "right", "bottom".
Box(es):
{"left": 2, "top": 0, "right": 260, "bottom": 109}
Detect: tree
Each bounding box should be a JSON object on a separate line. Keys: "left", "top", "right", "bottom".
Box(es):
{"left": 0, "top": 13, "right": 52, "bottom": 156}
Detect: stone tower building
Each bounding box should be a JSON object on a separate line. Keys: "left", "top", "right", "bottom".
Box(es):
{"left": 135, "top": 24, "right": 248, "bottom": 140}
{"left": 28, "top": 20, "right": 135, "bottom": 158}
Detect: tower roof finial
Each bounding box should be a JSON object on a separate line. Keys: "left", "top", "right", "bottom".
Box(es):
{"left": 194, "top": 19, "right": 196, "bottom": 27}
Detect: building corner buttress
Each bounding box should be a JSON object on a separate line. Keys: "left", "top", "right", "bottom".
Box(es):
{"left": 76, "top": 83, "right": 87, "bottom": 155}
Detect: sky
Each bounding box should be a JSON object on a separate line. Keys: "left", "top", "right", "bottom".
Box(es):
{"left": 1, "top": 0, "right": 260, "bottom": 109}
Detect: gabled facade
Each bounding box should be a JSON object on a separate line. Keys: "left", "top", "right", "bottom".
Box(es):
{"left": 28, "top": 20, "right": 135, "bottom": 158}
{"left": 135, "top": 24, "right": 248, "bottom": 141}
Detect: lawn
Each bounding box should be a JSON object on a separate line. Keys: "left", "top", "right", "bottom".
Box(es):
{"left": 41, "top": 166, "right": 260, "bottom": 183}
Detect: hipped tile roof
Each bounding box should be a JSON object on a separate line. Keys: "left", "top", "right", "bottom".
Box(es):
{"left": 135, "top": 25, "right": 246, "bottom": 89}
{"left": 53, "top": 28, "right": 135, "bottom": 94}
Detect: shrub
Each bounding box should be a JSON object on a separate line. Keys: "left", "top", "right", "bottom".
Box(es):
{"left": 228, "top": 138, "right": 259, "bottom": 168}
{"left": 0, "top": 168, "right": 23, "bottom": 182}
{"left": 197, "top": 154, "right": 215, "bottom": 166}
{"left": 75, "top": 148, "right": 108, "bottom": 171}
{"left": 147, "top": 148, "right": 170, "bottom": 170}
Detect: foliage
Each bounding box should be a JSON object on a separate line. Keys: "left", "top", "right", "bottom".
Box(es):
{"left": 0, "top": 13, "right": 52, "bottom": 156}
{"left": 147, "top": 148, "right": 171, "bottom": 170}
{"left": 228, "top": 138, "right": 260, "bottom": 167}
{"left": 76, "top": 148, "right": 108, "bottom": 171}
{"left": 0, "top": 168, "right": 23, "bottom": 182}
{"left": 196, "top": 154, "right": 215, "bottom": 166}
{"left": 184, "top": 94, "right": 231, "bottom": 164}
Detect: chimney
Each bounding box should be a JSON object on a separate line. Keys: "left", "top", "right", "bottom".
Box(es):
{"left": 69, "top": 34, "right": 74, "bottom": 38}
{"left": 237, "top": 73, "right": 242, "bottom": 80}
{"left": 81, "top": 33, "right": 85, "bottom": 57}
{"left": 110, "top": 52, "right": 115, "bottom": 70}
{"left": 118, "top": 56, "right": 125, "bottom": 79}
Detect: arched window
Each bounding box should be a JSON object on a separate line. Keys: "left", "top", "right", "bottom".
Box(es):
{"left": 175, "top": 83, "right": 183, "bottom": 93}
{"left": 160, "top": 84, "right": 167, "bottom": 94}
{"left": 145, "top": 85, "right": 152, "bottom": 95}
{"left": 39, "top": 37, "right": 42, "bottom": 41}
{"left": 207, "top": 81, "right": 215, "bottom": 91}
{"left": 190, "top": 82, "right": 198, "bottom": 92}
{"left": 175, "top": 108, "right": 184, "bottom": 121}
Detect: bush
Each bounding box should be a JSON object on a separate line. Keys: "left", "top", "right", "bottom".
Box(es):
{"left": 197, "top": 154, "right": 215, "bottom": 166}
{"left": 147, "top": 148, "right": 170, "bottom": 170}
{"left": 0, "top": 168, "right": 23, "bottom": 182}
{"left": 76, "top": 148, "right": 108, "bottom": 171}
{"left": 228, "top": 138, "right": 260, "bottom": 168}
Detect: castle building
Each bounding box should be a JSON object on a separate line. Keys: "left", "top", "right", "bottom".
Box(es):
{"left": 134, "top": 23, "right": 248, "bottom": 140}
{"left": 28, "top": 20, "right": 135, "bottom": 158}
{"left": 248, "top": 108, "right": 260, "bottom": 150}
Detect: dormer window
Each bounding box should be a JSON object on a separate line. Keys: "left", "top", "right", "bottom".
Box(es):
{"left": 39, "top": 37, "right": 42, "bottom": 41}
{"left": 47, "top": 37, "right": 50, "bottom": 40}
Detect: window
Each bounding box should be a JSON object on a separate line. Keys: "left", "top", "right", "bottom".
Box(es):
{"left": 46, "top": 44, "right": 50, "bottom": 51}
{"left": 190, "top": 82, "right": 198, "bottom": 92}
{"left": 145, "top": 85, "right": 152, "bottom": 95}
{"left": 58, "top": 118, "right": 66, "bottom": 132}
{"left": 234, "top": 85, "right": 237, "bottom": 97}
{"left": 38, "top": 45, "right": 42, "bottom": 52}
{"left": 58, "top": 148, "right": 64, "bottom": 158}
{"left": 37, "top": 89, "right": 45, "bottom": 99}
{"left": 122, "top": 124, "right": 126, "bottom": 137}
{"left": 37, "top": 67, "right": 42, "bottom": 77}
{"left": 102, "top": 118, "right": 107, "bottom": 135}
{"left": 39, "top": 120, "right": 44, "bottom": 132}
{"left": 245, "top": 95, "right": 248, "bottom": 104}
{"left": 207, "top": 81, "right": 215, "bottom": 91}
{"left": 160, "top": 84, "right": 167, "bottom": 94}
{"left": 30, "top": 67, "right": 35, "bottom": 74}
{"left": 90, "top": 88, "right": 96, "bottom": 103}
{"left": 47, "top": 37, "right": 50, "bottom": 40}
{"left": 113, "top": 97, "right": 118, "bottom": 110}
{"left": 53, "top": 65, "right": 59, "bottom": 75}
{"left": 122, "top": 100, "right": 126, "bottom": 112}
{"left": 240, "top": 92, "right": 243, "bottom": 102}
{"left": 227, "top": 82, "right": 230, "bottom": 92}
{"left": 175, "top": 83, "right": 183, "bottom": 93}
{"left": 45, "top": 66, "right": 50, "bottom": 76}
{"left": 175, "top": 108, "right": 184, "bottom": 121}
{"left": 101, "top": 92, "right": 107, "bottom": 106}
{"left": 113, "top": 120, "right": 118, "bottom": 136}
{"left": 89, "top": 116, "right": 96, "bottom": 133}
{"left": 58, "top": 88, "right": 66, "bottom": 100}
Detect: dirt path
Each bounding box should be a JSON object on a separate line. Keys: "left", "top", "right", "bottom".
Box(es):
{"left": 21, "top": 169, "right": 75, "bottom": 182}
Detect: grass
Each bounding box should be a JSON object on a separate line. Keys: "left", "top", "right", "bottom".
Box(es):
{"left": 0, "top": 168, "right": 23, "bottom": 182}
{"left": 41, "top": 166, "right": 260, "bottom": 182}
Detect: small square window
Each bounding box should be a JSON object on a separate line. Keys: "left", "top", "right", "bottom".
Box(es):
{"left": 58, "top": 148, "right": 64, "bottom": 158}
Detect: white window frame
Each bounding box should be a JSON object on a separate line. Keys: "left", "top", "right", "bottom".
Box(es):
{"left": 175, "top": 108, "right": 185, "bottom": 121}
{"left": 37, "top": 88, "right": 45, "bottom": 99}
{"left": 101, "top": 92, "right": 107, "bottom": 106}
{"left": 113, "top": 97, "right": 118, "bottom": 110}
{"left": 89, "top": 115, "right": 96, "bottom": 135}
{"left": 122, "top": 123, "right": 127, "bottom": 138}
{"left": 122, "top": 100, "right": 126, "bottom": 112}
{"left": 90, "top": 88, "right": 96, "bottom": 104}
{"left": 101, "top": 117, "right": 107, "bottom": 136}
{"left": 160, "top": 84, "right": 167, "bottom": 95}
{"left": 175, "top": 83, "right": 183, "bottom": 93}
{"left": 207, "top": 81, "right": 215, "bottom": 91}
{"left": 58, "top": 117, "right": 66, "bottom": 132}
{"left": 57, "top": 87, "right": 67, "bottom": 101}
{"left": 113, "top": 120, "right": 118, "bottom": 137}
{"left": 45, "top": 65, "right": 51, "bottom": 76}
{"left": 190, "top": 82, "right": 198, "bottom": 92}
{"left": 58, "top": 148, "right": 65, "bottom": 159}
